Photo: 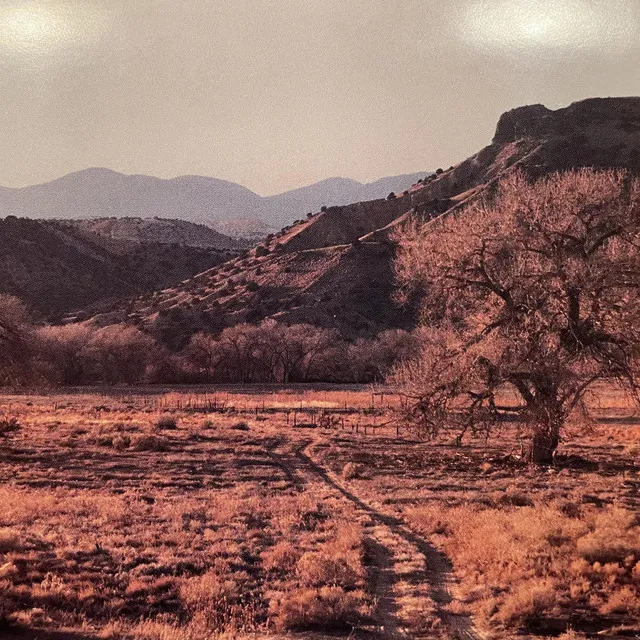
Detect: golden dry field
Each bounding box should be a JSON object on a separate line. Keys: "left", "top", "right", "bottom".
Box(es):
{"left": 0, "top": 384, "right": 638, "bottom": 640}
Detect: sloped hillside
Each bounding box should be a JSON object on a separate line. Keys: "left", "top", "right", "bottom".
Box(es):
{"left": 0, "top": 217, "right": 238, "bottom": 319}
{"left": 85, "top": 97, "right": 640, "bottom": 340}
{"left": 90, "top": 242, "right": 416, "bottom": 342}
{"left": 212, "top": 217, "right": 277, "bottom": 242}
{"left": 264, "top": 97, "right": 640, "bottom": 254}
{"left": 256, "top": 173, "right": 428, "bottom": 227}
{"left": 58, "top": 217, "right": 246, "bottom": 251}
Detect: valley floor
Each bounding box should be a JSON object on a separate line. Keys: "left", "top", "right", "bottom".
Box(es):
{"left": 0, "top": 386, "right": 638, "bottom": 639}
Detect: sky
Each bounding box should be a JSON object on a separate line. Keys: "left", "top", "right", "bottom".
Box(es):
{"left": 0, "top": 0, "right": 639, "bottom": 195}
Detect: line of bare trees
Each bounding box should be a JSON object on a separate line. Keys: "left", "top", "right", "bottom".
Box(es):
{"left": 182, "top": 321, "right": 419, "bottom": 384}
{"left": 0, "top": 300, "right": 419, "bottom": 385}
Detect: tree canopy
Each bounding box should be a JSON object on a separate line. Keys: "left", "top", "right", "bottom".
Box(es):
{"left": 393, "top": 169, "right": 640, "bottom": 463}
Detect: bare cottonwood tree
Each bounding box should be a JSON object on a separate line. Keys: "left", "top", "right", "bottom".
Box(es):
{"left": 347, "top": 329, "right": 420, "bottom": 382}
{"left": 183, "top": 331, "right": 226, "bottom": 381}
{"left": 393, "top": 169, "right": 640, "bottom": 463}
{"left": 36, "top": 323, "right": 94, "bottom": 385}
{"left": 0, "top": 295, "right": 34, "bottom": 387}
{"left": 84, "top": 324, "right": 157, "bottom": 384}
{"left": 273, "top": 323, "right": 339, "bottom": 383}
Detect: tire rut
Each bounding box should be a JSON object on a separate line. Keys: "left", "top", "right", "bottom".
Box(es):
{"left": 287, "top": 440, "right": 486, "bottom": 640}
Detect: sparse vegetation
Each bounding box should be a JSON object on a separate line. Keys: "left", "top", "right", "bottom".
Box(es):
{"left": 0, "top": 385, "right": 636, "bottom": 638}
{"left": 409, "top": 501, "right": 640, "bottom": 631}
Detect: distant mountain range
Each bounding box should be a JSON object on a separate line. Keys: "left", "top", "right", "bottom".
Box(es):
{"left": 0, "top": 169, "right": 429, "bottom": 237}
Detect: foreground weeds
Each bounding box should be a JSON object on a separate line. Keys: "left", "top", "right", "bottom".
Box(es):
{"left": 269, "top": 522, "right": 370, "bottom": 630}
{"left": 0, "top": 387, "right": 638, "bottom": 638}
{"left": 408, "top": 500, "right": 640, "bottom": 632}
{"left": 0, "top": 482, "right": 371, "bottom": 637}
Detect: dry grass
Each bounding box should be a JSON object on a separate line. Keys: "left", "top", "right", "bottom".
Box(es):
{"left": 296, "top": 522, "right": 365, "bottom": 589}
{"left": 407, "top": 501, "right": 640, "bottom": 632}
{"left": 0, "top": 384, "right": 637, "bottom": 639}
{"left": 269, "top": 585, "right": 370, "bottom": 631}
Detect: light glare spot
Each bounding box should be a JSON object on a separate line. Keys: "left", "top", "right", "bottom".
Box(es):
{"left": 0, "top": 3, "right": 109, "bottom": 58}
{"left": 460, "top": 0, "right": 639, "bottom": 55}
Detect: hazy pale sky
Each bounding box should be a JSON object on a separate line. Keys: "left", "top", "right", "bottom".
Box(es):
{"left": 1, "top": 0, "right": 639, "bottom": 195}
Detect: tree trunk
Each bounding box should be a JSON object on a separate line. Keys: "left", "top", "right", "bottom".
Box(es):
{"left": 527, "top": 425, "right": 560, "bottom": 465}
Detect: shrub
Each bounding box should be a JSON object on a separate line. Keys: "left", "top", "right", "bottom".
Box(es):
{"left": 262, "top": 541, "right": 300, "bottom": 572}
{"left": 179, "top": 572, "right": 254, "bottom": 632}
{"left": 0, "top": 417, "right": 20, "bottom": 437}
{"left": 130, "top": 434, "right": 170, "bottom": 452}
{"left": 296, "top": 523, "right": 364, "bottom": 589}
{"left": 269, "top": 586, "right": 368, "bottom": 631}
{"left": 341, "top": 462, "right": 363, "bottom": 480}
{"left": 497, "top": 486, "right": 534, "bottom": 507}
{"left": 112, "top": 435, "right": 131, "bottom": 450}
{"left": 599, "top": 586, "right": 640, "bottom": 615}
{"left": 575, "top": 508, "right": 639, "bottom": 564}
{"left": 495, "top": 580, "right": 558, "bottom": 628}
{"left": 0, "top": 527, "right": 20, "bottom": 552}
{"left": 155, "top": 415, "right": 178, "bottom": 430}
{"left": 297, "top": 552, "right": 358, "bottom": 589}
{"left": 0, "top": 561, "right": 18, "bottom": 578}
{"left": 231, "top": 421, "right": 249, "bottom": 431}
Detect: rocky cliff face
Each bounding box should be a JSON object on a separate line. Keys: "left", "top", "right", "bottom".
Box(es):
{"left": 493, "top": 98, "right": 640, "bottom": 144}
{"left": 492, "top": 104, "right": 554, "bottom": 143}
